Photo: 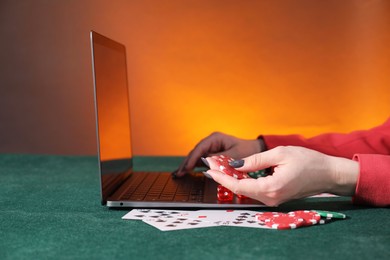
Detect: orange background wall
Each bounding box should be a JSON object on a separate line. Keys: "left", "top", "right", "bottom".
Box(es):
{"left": 126, "top": 0, "right": 390, "bottom": 156}
{"left": 1, "top": 0, "right": 389, "bottom": 156}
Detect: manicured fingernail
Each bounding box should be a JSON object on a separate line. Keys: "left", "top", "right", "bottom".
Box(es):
{"left": 201, "top": 157, "right": 210, "bottom": 167}
{"left": 229, "top": 160, "right": 245, "bottom": 168}
{"left": 202, "top": 171, "right": 213, "bottom": 179}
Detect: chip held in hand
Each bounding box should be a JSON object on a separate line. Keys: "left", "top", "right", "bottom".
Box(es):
{"left": 210, "top": 155, "right": 250, "bottom": 180}
{"left": 203, "top": 155, "right": 251, "bottom": 201}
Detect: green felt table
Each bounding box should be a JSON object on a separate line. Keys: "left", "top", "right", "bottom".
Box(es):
{"left": 1, "top": 154, "right": 389, "bottom": 260}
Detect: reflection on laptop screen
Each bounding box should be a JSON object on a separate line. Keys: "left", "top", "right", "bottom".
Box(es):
{"left": 90, "top": 31, "right": 133, "bottom": 203}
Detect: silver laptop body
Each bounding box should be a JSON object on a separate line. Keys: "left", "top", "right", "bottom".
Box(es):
{"left": 90, "top": 31, "right": 264, "bottom": 208}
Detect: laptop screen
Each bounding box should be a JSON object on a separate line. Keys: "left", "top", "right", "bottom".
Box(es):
{"left": 90, "top": 31, "right": 133, "bottom": 203}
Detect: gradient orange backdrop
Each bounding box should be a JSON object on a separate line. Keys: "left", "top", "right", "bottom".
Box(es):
{"left": 2, "top": 1, "right": 388, "bottom": 156}
{"left": 112, "top": 0, "right": 389, "bottom": 156}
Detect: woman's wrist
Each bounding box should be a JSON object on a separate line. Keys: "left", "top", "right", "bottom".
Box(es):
{"left": 329, "top": 156, "right": 359, "bottom": 196}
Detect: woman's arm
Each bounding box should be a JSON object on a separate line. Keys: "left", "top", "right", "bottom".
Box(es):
{"left": 262, "top": 118, "right": 390, "bottom": 158}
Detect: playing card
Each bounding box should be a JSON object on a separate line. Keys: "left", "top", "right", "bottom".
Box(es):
{"left": 122, "top": 209, "right": 192, "bottom": 221}
{"left": 142, "top": 215, "right": 218, "bottom": 231}
{"left": 221, "top": 211, "right": 270, "bottom": 229}
{"left": 122, "top": 209, "right": 270, "bottom": 231}
{"left": 186, "top": 210, "right": 270, "bottom": 229}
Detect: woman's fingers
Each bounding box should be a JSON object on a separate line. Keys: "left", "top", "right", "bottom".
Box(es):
{"left": 232, "top": 147, "right": 287, "bottom": 172}
{"left": 206, "top": 170, "right": 264, "bottom": 197}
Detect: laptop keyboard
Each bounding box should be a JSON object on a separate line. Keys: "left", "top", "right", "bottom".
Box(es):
{"left": 121, "top": 172, "right": 205, "bottom": 202}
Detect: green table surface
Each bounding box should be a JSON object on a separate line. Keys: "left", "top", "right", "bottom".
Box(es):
{"left": 1, "top": 154, "right": 389, "bottom": 260}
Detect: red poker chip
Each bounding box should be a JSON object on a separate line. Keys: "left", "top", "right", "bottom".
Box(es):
{"left": 213, "top": 155, "right": 249, "bottom": 180}
{"left": 264, "top": 214, "right": 305, "bottom": 230}
{"left": 216, "top": 185, "right": 234, "bottom": 202}
{"left": 256, "top": 212, "right": 283, "bottom": 224}
{"left": 288, "top": 210, "right": 321, "bottom": 226}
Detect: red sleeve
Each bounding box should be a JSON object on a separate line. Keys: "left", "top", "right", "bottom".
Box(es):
{"left": 262, "top": 118, "right": 390, "bottom": 158}
{"left": 261, "top": 117, "right": 390, "bottom": 207}
{"left": 352, "top": 154, "right": 390, "bottom": 207}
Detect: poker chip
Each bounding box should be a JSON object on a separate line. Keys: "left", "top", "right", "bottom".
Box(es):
{"left": 254, "top": 210, "right": 347, "bottom": 229}
{"left": 210, "top": 155, "right": 250, "bottom": 201}
{"left": 312, "top": 210, "right": 347, "bottom": 219}
{"left": 216, "top": 185, "right": 234, "bottom": 201}
{"left": 264, "top": 214, "right": 305, "bottom": 230}
{"left": 288, "top": 210, "right": 321, "bottom": 226}
{"left": 256, "top": 212, "right": 283, "bottom": 224}
{"left": 236, "top": 194, "right": 248, "bottom": 199}
{"left": 248, "top": 170, "right": 268, "bottom": 179}
{"left": 213, "top": 155, "right": 249, "bottom": 180}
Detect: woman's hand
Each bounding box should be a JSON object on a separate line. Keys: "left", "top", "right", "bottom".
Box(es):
{"left": 204, "top": 146, "right": 359, "bottom": 206}
{"left": 173, "top": 132, "right": 265, "bottom": 177}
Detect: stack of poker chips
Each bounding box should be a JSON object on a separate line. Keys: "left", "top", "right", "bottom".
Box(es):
{"left": 205, "top": 155, "right": 269, "bottom": 201}
{"left": 256, "top": 210, "right": 347, "bottom": 230}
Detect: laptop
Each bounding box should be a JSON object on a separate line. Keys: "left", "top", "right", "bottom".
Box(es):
{"left": 90, "top": 31, "right": 264, "bottom": 208}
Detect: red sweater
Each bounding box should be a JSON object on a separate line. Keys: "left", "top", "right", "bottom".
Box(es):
{"left": 262, "top": 118, "right": 390, "bottom": 207}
